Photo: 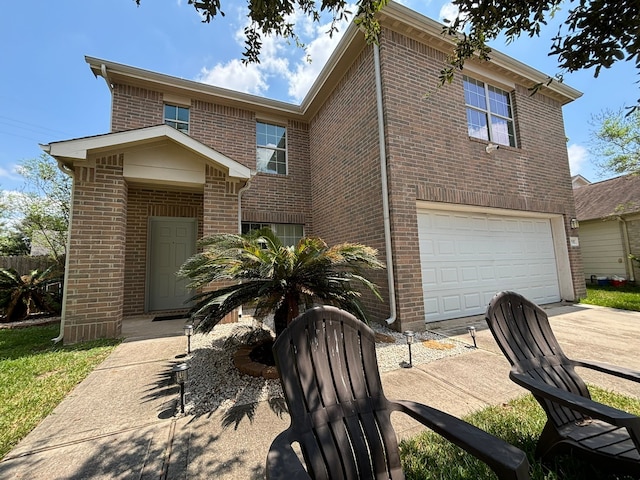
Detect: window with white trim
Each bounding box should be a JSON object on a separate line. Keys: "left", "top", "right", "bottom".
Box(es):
{"left": 164, "top": 104, "right": 190, "bottom": 134}
{"left": 463, "top": 76, "right": 516, "bottom": 147}
{"left": 242, "top": 223, "right": 303, "bottom": 247}
{"left": 256, "top": 121, "right": 287, "bottom": 174}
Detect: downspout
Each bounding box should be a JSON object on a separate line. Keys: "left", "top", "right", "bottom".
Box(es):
{"left": 373, "top": 43, "right": 397, "bottom": 325}
{"left": 100, "top": 64, "right": 113, "bottom": 92}
{"left": 619, "top": 217, "right": 636, "bottom": 282}
{"left": 40, "top": 145, "right": 75, "bottom": 344}
{"left": 237, "top": 173, "right": 255, "bottom": 233}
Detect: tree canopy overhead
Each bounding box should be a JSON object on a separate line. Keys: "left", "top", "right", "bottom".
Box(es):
{"left": 590, "top": 108, "right": 640, "bottom": 176}
{"left": 135, "top": 0, "right": 639, "bottom": 97}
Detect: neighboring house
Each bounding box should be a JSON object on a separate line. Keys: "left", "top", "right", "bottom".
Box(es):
{"left": 41, "top": 2, "right": 585, "bottom": 344}
{"left": 573, "top": 174, "right": 640, "bottom": 283}
{"left": 571, "top": 174, "right": 591, "bottom": 189}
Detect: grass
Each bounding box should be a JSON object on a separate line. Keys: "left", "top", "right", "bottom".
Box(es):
{"left": 0, "top": 324, "right": 120, "bottom": 459}
{"left": 401, "top": 285, "right": 640, "bottom": 479}
{"left": 400, "top": 386, "right": 640, "bottom": 479}
{"left": 580, "top": 283, "right": 640, "bottom": 311}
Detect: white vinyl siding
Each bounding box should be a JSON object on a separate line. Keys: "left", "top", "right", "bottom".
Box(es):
{"left": 578, "top": 220, "right": 627, "bottom": 279}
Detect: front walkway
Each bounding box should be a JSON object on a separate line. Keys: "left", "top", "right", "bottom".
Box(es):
{"left": 1, "top": 304, "right": 639, "bottom": 479}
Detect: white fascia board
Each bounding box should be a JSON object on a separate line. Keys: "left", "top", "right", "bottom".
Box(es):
{"left": 42, "top": 125, "right": 252, "bottom": 180}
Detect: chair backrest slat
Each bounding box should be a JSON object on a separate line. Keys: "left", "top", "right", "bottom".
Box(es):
{"left": 273, "top": 306, "right": 404, "bottom": 480}
{"left": 486, "top": 291, "right": 590, "bottom": 427}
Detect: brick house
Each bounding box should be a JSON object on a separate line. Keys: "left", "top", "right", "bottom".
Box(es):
{"left": 42, "top": 3, "right": 585, "bottom": 344}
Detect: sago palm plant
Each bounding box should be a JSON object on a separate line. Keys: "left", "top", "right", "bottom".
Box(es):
{"left": 178, "top": 228, "right": 384, "bottom": 337}
{"left": 0, "top": 265, "right": 62, "bottom": 322}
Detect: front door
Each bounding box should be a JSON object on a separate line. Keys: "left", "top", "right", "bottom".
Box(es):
{"left": 148, "top": 217, "right": 196, "bottom": 311}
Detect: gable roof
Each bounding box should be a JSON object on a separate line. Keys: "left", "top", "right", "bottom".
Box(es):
{"left": 40, "top": 124, "right": 253, "bottom": 180}
{"left": 571, "top": 174, "right": 591, "bottom": 188}
{"left": 573, "top": 174, "right": 640, "bottom": 221}
{"left": 85, "top": 2, "right": 582, "bottom": 123}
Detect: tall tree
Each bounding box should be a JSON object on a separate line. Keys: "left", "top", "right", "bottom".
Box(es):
{"left": 590, "top": 109, "right": 640, "bottom": 176}
{"left": 0, "top": 222, "right": 30, "bottom": 256}
{"left": 2, "top": 154, "right": 71, "bottom": 264}
{"left": 443, "top": 1, "right": 638, "bottom": 91}
{"left": 135, "top": 0, "right": 638, "bottom": 101}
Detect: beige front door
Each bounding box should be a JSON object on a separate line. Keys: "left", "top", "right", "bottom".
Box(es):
{"left": 148, "top": 217, "right": 196, "bottom": 311}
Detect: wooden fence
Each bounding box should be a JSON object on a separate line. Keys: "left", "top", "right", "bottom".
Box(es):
{"left": 0, "top": 256, "right": 57, "bottom": 275}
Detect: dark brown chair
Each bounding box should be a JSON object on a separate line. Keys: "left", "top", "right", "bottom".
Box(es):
{"left": 485, "top": 291, "right": 640, "bottom": 475}
{"left": 266, "top": 305, "right": 530, "bottom": 480}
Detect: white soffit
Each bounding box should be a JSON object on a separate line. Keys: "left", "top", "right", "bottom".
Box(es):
{"left": 41, "top": 124, "right": 252, "bottom": 180}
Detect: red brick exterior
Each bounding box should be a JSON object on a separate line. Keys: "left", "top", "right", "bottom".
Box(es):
{"left": 61, "top": 17, "right": 584, "bottom": 343}
{"left": 64, "top": 154, "right": 127, "bottom": 343}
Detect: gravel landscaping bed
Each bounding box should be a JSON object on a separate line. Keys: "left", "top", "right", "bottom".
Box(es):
{"left": 184, "top": 317, "right": 472, "bottom": 417}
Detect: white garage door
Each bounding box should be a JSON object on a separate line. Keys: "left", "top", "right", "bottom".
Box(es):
{"left": 417, "top": 209, "right": 561, "bottom": 322}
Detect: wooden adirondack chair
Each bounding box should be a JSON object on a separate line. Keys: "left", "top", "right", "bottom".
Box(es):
{"left": 266, "top": 305, "right": 530, "bottom": 480}
{"left": 485, "top": 291, "right": 640, "bottom": 475}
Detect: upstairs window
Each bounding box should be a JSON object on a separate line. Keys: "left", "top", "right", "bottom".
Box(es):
{"left": 256, "top": 121, "right": 287, "bottom": 174}
{"left": 463, "top": 76, "right": 516, "bottom": 147}
{"left": 164, "top": 104, "right": 190, "bottom": 134}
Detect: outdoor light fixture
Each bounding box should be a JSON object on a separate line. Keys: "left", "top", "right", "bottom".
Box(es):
{"left": 570, "top": 218, "right": 579, "bottom": 229}
{"left": 183, "top": 324, "right": 193, "bottom": 354}
{"left": 172, "top": 363, "right": 189, "bottom": 414}
{"left": 485, "top": 143, "right": 500, "bottom": 154}
{"left": 401, "top": 330, "right": 415, "bottom": 368}
{"left": 467, "top": 326, "right": 477, "bottom": 348}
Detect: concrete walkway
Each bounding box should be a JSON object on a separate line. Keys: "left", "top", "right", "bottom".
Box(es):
{"left": 1, "top": 303, "right": 639, "bottom": 479}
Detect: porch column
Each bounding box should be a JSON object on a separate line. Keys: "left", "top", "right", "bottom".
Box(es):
{"left": 203, "top": 165, "right": 242, "bottom": 323}
{"left": 63, "top": 154, "right": 128, "bottom": 344}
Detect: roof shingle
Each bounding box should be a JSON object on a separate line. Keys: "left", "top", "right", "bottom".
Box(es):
{"left": 573, "top": 174, "right": 640, "bottom": 221}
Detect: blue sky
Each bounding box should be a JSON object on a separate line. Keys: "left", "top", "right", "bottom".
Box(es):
{"left": 1, "top": 1, "right": 638, "bottom": 193}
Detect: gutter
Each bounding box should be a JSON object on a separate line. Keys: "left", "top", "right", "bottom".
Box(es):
{"left": 373, "top": 44, "right": 397, "bottom": 325}
{"left": 40, "top": 144, "right": 75, "bottom": 344}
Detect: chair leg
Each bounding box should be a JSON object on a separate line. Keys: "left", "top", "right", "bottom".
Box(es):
{"left": 535, "top": 421, "right": 561, "bottom": 461}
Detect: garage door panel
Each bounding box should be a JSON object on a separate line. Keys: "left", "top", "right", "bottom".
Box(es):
{"left": 418, "top": 209, "right": 560, "bottom": 322}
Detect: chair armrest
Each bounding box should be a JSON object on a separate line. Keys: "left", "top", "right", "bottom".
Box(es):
{"left": 572, "top": 359, "right": 640, "bottom": 383}
{"left": 509, "top": 371, "right": 640, "bottom": 429}
{"left": 393, "top": 399, "right": 530, "bottom": 480}
{"left": 266, "top": 430, "right": 311, "bottom": 480}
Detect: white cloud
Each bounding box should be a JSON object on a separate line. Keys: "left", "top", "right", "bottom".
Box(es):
{"left": 197, "top": 60, "right": 271, "bottom": 96}
{"left": 285, "top": 16, "right": 352, "bottom": 102}
{"left": 567, "top": 143, "right": 589, "bottom": 175}
{"left": 195, "top": 4, "right": 355, "bottom": 103}
{"left": 439, "top": 2, "right": 459, "bottom": 23}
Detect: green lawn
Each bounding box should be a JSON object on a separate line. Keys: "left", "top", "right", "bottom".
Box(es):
{"left": 580, "top": 283, "right": 640, "bottom": 311}
{"left": 401, "top": 386, "right": 640, "bottom": 479}
{"left": 400, "top": 285, "right": 640, "bottom": 479}
{"left": 0, "top": 324, "right": 120, "bottom": 459}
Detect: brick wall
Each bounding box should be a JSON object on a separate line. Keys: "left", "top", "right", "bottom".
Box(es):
{"left": 64, "top": 154, "right": 127, "bottom": 344}
{"left": 377, "top": 27, "right": 585, "bottom": 331}
{"left": 111, "top": 85, "right": 163, "bottom": 132}
{"left": 309, "top": 46, "right": 390, "bottom": 324}
{"left": 124, "top": 187, "right": 204, "bottom": 315}
{"left": 111, "top": 86, "right": 313, "bottom": 233}
{"left": 308, "top": 28, "right": 585, "bottom": 333}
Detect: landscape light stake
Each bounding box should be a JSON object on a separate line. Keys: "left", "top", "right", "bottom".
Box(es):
{"left": 401, "top": 331, "right": 415, "bottom": 368}
{"left": 467, "top": 326, "right": 477, "bottom": 348}
{"left": 184, "top": 324, "right": 193, "bottom": 354}
{"left": 172, "top": 363, "right": 189, "bottom": 414}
